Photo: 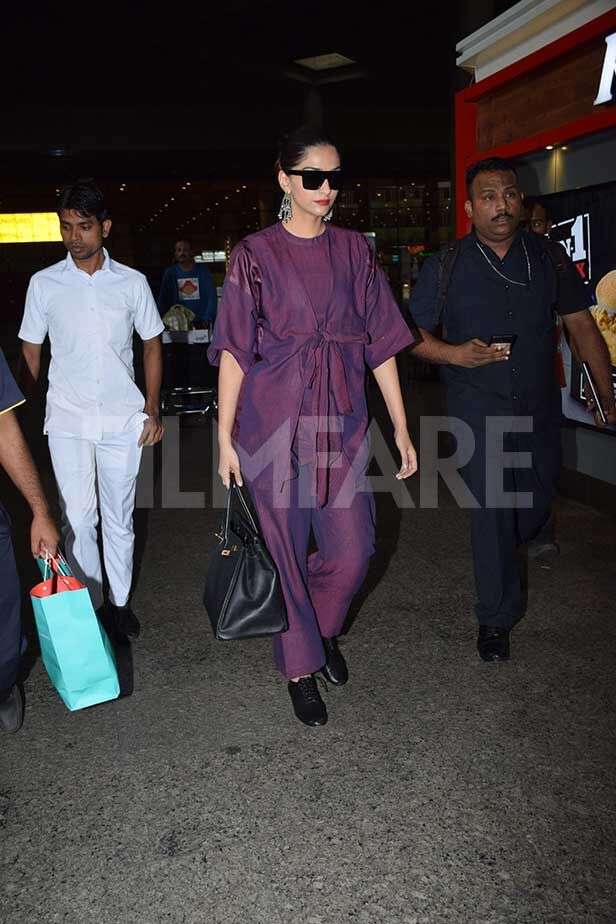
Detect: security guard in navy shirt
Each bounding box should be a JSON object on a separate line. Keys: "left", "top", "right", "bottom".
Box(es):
{"left": 410, "top": 157, "right": 615, "bottom": 662}
{"left": 0, "top": 348, "right": 58, "bottom": 733}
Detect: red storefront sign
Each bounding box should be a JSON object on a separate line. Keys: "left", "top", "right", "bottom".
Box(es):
{"left": 455, "top": 8, "right": 616, "bottom": 235}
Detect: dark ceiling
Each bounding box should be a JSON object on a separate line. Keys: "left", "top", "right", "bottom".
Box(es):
{"left": 2, "top": 1, "right": 466, "bottom": 186}
{"left": 0, "top": 0, "right": 522, "bottom": 239}
{"left": 8, "top": 2, "right": 457, "bottom": 108}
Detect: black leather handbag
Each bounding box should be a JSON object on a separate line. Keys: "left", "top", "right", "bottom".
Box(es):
{"left": 203, "top": 476, "right": 288, "bottom": 640}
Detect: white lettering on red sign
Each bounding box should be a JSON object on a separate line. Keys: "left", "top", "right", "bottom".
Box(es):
{"left": 594, "top": 32, "right": 616, "bottom": 106}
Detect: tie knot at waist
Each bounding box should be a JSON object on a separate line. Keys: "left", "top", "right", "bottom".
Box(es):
{"left": 297, "top": 329, "right": 367, "bottom": 505}
{"left": 301, "top": 330, "right": 366, "bottom": 395}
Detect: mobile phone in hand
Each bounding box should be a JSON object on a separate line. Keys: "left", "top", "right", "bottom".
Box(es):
{"left": 488, "top": 334, "right": 517, "bottom": 351}
{"left": 581, "top": 361, "right": 607, "bottom": 424}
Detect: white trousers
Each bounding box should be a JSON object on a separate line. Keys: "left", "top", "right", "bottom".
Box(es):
{"left": 48, "top": 430, "right": 143, "bottom": 610}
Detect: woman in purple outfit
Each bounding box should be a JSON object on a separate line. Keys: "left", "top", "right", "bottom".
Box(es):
{"left": 208, "top": 127, "right": 417, "bottom": 726}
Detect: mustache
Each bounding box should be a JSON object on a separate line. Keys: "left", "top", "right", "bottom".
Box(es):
{"left": 493, "top": 212, "right": 513, "bottom": 220}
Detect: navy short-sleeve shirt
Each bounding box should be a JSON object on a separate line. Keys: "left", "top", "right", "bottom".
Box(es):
{"left": 409, "top": 230, "right": 593, "bottom": 426}
{"left": 0, "top": 349, "right": 25, "bottom": 417}
{"left": 410, "top": 230, "right": 591, "bottom": 335}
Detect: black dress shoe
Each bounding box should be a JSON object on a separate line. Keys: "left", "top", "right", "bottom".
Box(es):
{"left": 321, "top": 637, "right": 348, "bottom": 686}
{"left": 96, "top": 607, "right": 134, "bottom": 697}
{"left": 288, "top": 676, "right": 328, "bottom": 726}
{"left": 477, "top": 626, "right": 510, "bottom": 662}
{"left": 109, "top": 603, "right": 141, "bottom": 640}
{"left": 0, "top": 685, "right": 24, "bottom": 734}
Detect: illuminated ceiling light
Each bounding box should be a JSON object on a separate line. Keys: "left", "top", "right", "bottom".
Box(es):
{"left": 186, "top": 181, "right": 191, "bottom": 187}
{"left": 294, "top": 52, "right": 355, "bottom": 71}
{"left": 561, "top": 145, "right": 568, "bottom": 151}
{"left": 545, "top": 145, "right": 554, "bottom": 150}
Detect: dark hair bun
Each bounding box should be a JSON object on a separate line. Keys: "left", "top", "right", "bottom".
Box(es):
{"left": 276, "top": 125, "right": 340, "bottom": 175}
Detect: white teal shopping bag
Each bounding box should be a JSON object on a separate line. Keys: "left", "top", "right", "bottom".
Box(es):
{"left": 30, "top": 555, "right": 119, "bottom": 711}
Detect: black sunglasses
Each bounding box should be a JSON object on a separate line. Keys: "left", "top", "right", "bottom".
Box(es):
{"left": 286, "top": 169, "right": 343, "bottom": 191}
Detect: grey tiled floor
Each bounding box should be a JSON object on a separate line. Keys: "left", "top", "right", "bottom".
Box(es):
{"left": 2, "top": 389, "right": 615, "bottom": 923}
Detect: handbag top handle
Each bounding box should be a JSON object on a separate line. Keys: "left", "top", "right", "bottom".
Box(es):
{"left": 222, "top": 474, "right": 259, "bottom": 543}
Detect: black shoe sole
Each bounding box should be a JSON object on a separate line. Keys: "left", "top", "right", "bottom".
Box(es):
{"left": 321, "top": 666, "right": 348, "bottom": 686}
{"left": 294, "top": 715, "right": 328, "bottom": 727}
{"left": 478, "top": 646, "right": 511, "bottom": 662}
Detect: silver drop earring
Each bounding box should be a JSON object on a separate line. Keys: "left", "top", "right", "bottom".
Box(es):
{"left": 278, "top": 192, "right": 293, "bottom": 222}
{"left": 323, "top": 207, "right": 333, "bottom": 222}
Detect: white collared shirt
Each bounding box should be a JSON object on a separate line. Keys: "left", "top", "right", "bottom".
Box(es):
{"left": 19, "top": 249, "right": 164, "bottom": 440}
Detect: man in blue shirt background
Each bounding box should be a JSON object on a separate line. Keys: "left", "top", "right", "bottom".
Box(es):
{"left": 158, "top": 238, "right": 217, "bottom": 326}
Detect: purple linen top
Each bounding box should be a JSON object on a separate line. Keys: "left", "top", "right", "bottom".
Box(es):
{"left": 279, "top": 224, "right": 331, "bottom": 326}
{"left": 208, "top": 222, "right": 415, "bottom": 503}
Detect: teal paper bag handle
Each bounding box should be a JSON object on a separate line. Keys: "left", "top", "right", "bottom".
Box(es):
{"left": 36, "top": 551, "right": 72, "bottom": 580}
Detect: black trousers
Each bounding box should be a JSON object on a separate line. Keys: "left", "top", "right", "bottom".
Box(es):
{"left": 462, "top": 427, "right": 559, "bottom": 630}
{"left": 0, "top": 504, "right": 22, "bottom": 692}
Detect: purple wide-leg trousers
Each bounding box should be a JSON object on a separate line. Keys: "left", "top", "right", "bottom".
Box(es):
{"left": 248, "top": 461, "right": 375, "bottom": 679}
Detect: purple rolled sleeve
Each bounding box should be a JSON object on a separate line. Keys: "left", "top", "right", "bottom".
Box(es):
{"left": 207, "top": 244, "right": 258, "bottom": 374}
{"left": 364, "top": 258, "right": 415, "bottom": 369}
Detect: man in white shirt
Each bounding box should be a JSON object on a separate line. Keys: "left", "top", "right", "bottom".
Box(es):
{"left": 19, "top": 180, "right": 164, "bottom": 640}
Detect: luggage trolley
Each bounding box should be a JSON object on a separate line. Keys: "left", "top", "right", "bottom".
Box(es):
{"left": 161, "top": 328, "right": 218, "bottom": 416}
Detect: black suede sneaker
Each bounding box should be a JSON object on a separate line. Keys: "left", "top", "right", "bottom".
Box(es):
{"left": 288, "top": 676, "right": 328, "bottom": 726}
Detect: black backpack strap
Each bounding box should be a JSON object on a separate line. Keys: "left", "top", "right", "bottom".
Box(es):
{"left": 433, "top": 241, "right": 461, "bottom": 328}
{"left": 535, "top": 232, "right": 568, "bottom": 273}
{"left": 532, "top": 232, "right": 569, "bottom": 318}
